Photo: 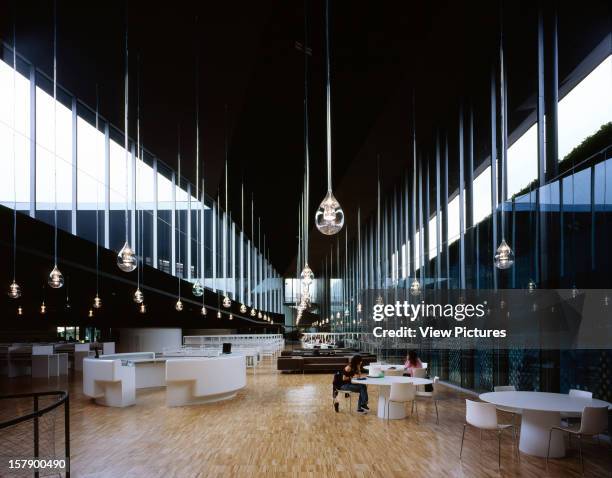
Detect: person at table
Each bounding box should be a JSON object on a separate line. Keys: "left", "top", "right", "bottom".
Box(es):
{"left": 337, "top": 354, "right": 369, "bottom": 414}
{"left": 403, "top": 350, "right": 423, "bottom": 377}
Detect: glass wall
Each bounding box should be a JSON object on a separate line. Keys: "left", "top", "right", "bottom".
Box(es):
{"left": 315, "top": 48, "right": 611, "bottom": 399}
{"left": 0, "top": 45, "right": 282, "bottom": 314}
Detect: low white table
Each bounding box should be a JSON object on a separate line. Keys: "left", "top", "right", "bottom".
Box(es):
{"left": 479, "top": 391, "right": 611, "bottom": 458}
{"left": 352, "top": 376, "right": 432, "bottom": 419}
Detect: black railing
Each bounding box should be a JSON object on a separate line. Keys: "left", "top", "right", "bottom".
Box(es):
{"left": 0, "top": 391, "right": 70, "bottom": 478}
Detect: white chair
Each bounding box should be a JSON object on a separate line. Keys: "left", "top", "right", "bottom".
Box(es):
{"left": 386, "top": 383, "right": 417, "bottom": 422}
{"left": 561, "top": 389, "right": 593, "bottom": 423}
{"left": 417, "top": 376, "right": 440, "bottom": 423}
{"left": 333, "top": 388, "right": 361, "bottom": 413}
{"left": 460, "top": 399, "right": 518, "bottom": 469}
{"left": 412, "top": 368, "right": 427, "bottom": 378}
{"left": 547, "top": 406, "right": 610, "bottom": 473}
{"left": 493, "top": 385, "right": 521, "bottom": 425}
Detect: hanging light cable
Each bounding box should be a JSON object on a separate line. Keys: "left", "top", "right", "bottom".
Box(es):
{"left": 222, "top": 110, "right": 231, "bottom": 309}
{"left": 8, "top": 18, "right": 21, "bottom": 299}
{"left": 239, "top": 182, "right": 247, "bottom": 313}
{"left": 315, "top": 0, "right": 344, "bottom": 235}
{"left": 193, "top": 19, "right": 204, "bottom": 299}
{"left": 117, "top": 6, "right": 137, "bottom": 272}
{"left": 133, "top": 56, "right": 144, "bottom": 304}
{"left": 48, "top": 0, "right": 63, "bottom": 289}
{"left": 93, "top": 86, "right": 102, "bottom": 309}
{"left": 300, "top": 0, "right": 315, "bottom": 294}
{"left": 175, "top": 126, "right": 183, "bottom": 312}
{"left": 494, "top": 5, "right": 515, "bottom": 270}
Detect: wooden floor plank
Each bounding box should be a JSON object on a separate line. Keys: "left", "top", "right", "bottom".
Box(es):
{"left": 1, "top": 360, "right": 610, "bottom": 477}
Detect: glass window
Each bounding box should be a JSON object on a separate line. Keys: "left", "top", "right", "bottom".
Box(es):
{"left": 35, "top": 86, "right": 72, "bottom": 231}
{"left": 109, "top": 137, "right": 132, "bottom": 251}
{"left": 428, "top": 217, "right": 437, "bottom": 259}
{"left": 0, "top": 59, "right": 30, "bottom": 209}
{"left": 76, "top": 116, "right": 105, "bottom": 242}
{"left": 473, "top": 166, "right": 492, "bottom": 225}
{"left": 558, "top": 55, "right": 612, "bottom": 160}
{"left": 507, "top": 123, "right": 538, "bottom": 198}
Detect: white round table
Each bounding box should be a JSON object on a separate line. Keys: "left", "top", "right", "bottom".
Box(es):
{"left": 479, "top": 391, "right": 611, "bottom": 458}
{"left": 363, "top": 364, "right": 405, "bottom": 371}
{"left": 352, "top": 376, "right": 432, "bottom": 419}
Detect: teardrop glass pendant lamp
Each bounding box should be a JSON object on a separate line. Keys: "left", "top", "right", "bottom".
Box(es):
{"left": 315, "top": 0, "right": 343, "bottom": 236}
{"left": 133, "top": 288, "right": 144, "bottom": 304}
{"left": 116, "top": 13, "right": 136, "bottom": 273}
{"left": 192, "top": 281, "right": 203, "bottom": 297}
{"left": 48, "top": 1, "right": 64, "bottom": 289}
{"left": 494, "top": 238, "right": 514, "bottom": 270}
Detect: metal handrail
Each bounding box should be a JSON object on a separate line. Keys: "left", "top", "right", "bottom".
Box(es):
{"left": 0, "top": 390, "right": 70, "bottom": 478}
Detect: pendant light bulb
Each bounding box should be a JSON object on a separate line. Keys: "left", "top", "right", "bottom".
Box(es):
{"left": 222, "top": 296, "right": 231, "bottom": 308}
{"left": 527, "top": 279, "right": 537, "bottom": 293}
{"left": 8, "top": 280, "right": 21, "bottom": 299}
{"left": 17, "top": 306, "right": 23, "bottom": 316}
{"left": 336, "top": 311, "right": 341, "bottom": 319}
{"left": 175, "top": 299, "right": 183, "bottom": 311}
{"left": 494, "top": 238, "right": 514, "bottom": 270}
{"left": 88, "top": 308, "right": 93, "bottom": 318}
{"left": 240, "top": 303, "right": 247, "bottom": 314}
{"left": 40, "top": 301, "right": 46, "bottom": 314}
{"left": 315, "top": 191, "right": 344, "bottom": 235}
{"left": 257, "top": 311, "right": 262, "bottom": 319}
{"left": 375, "top": 295, "right": 383, "bottom": 306}
{"left": 192, "top": 280, "right": 203, "bottom": 297}
{"left": 250, "top": 308, "right": 256, "bottom": 317}
{"left": 93, "top": 294, "right": 102, "bottom": 309}
{"left": 117, "top": 241, "right": 137, "bottom": 272}
{"left": 139, "top": 303, "right": 146, "bottom": 314}
{"left": 201, "top": 306, "right": 207, "bottom": 316}
{"left": 410, "top": 278, "right": 421, "bottom": 296}
{"left": 133, "top": 288, "right": 144, "bottom": 304}
{"left": 48, "top": 265, "right": 64, "bottom": 289}
{"left": 229, "top": 314, "right": 233, "bottom": 321}
{"left": 217, "top": 310, "right": 222, "bottom": 319}
{"left": 571, "top": 285, "right": 579, "bottom": 299}
{"left": 357, "top": 303, "right": 362, "bottom": 313}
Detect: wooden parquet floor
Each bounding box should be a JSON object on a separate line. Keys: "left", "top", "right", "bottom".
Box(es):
{"left": 1, "top": 359, "right": 610, "bottom": 478}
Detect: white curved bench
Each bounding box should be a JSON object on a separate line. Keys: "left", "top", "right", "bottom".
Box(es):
{"left": 83, "top": 358, "right": 136, "bottom": 407}
{"left": 165, "top": 355, "right": 246, "bottom": 407}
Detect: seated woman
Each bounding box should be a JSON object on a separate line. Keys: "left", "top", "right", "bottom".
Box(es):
{"left": 335, "top": 354, "right": 369, "bottom": 414}
{"left": 403, "top": 350, "right": 423, "bottom": 377}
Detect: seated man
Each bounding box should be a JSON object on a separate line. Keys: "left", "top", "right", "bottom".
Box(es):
{"left": 333, "top": 354, "right": 369, "bottom": 414}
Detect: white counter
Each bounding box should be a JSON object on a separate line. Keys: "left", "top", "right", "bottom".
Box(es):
{"left": 165, "top": 354, "right": 246, "bottom": 407}
{"left": 83, "top": 353, "right": 246, "bottom": 408}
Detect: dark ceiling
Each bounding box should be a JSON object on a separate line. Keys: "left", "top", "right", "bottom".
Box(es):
{"left": 0, "top": 0, "right": 610, "bottom": 275}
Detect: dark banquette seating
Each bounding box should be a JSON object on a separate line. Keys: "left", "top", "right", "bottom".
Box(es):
{"left": 277, "top": 352, "right": 377, "bottom": 373}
